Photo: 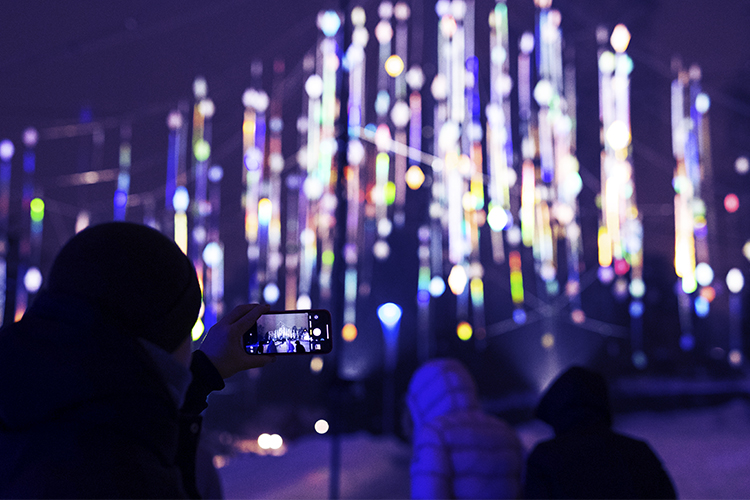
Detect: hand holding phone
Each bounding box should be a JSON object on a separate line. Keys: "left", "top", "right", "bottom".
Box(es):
{"left": 200, "top": 303, "right": 275, "bottom": 378}
{"left": 244, "top": 309, "right": 333, "bottom": 355}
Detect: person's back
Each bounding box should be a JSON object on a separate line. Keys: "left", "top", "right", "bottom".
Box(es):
{"left": 524, "top": 366, "right": 676, "bottom": 499}
{"left": 0, "top": 222, "right": 273, "bottom": 498}
{"left": 0, "top": 302, "right": 190, "bottom": 498}
{"left": 0, "top": 222, "right": 204, "bottom": 498}
{"left": 407, "top": 358, "right": 522, "bottom": 499}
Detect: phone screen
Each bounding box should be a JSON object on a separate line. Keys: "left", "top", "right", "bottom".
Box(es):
{"left": 244, "top": 309, "right": 333, "bottom": 355}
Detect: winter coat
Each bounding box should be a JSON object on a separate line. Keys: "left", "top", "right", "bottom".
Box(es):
{"left": 524, "top": 366, "right": 677, "bottom": 499}
{"left": 406, "top": 358, "right": 522, "bottom": 499}
{"left": 0, "top": 292, "right": 224, "bottom": 499}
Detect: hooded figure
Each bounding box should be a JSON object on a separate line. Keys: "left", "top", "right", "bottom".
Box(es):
{"left": 406, "top": 358, "right": 522, "bottom": 499}
{"left": 0, "top": 222, "right": 222, "bottom": 498}
{"left": 524, "top": 366, "right": 677, "bottom": 499}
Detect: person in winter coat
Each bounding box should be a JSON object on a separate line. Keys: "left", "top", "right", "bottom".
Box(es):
{"left": 0, "top": 222, "right": 273, "bottom": 499}
{"left": 524, "top": 366, "right": 677, "bottom": 499}
{"left": 406, "top": 358, "right": 522, "bottom": 499}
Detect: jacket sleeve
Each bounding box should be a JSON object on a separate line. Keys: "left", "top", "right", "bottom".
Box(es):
{"left": 176, "top": 350, "right": 226, "bottom": 499}
{"left": 411, "top": 423, "right": 453, "bottom": 499}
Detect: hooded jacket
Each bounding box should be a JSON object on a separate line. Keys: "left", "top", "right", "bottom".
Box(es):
{"left": 0, "top": 292, "right": 223, "bottom": 499}
{"left": 406, "top": 358, "right": 522, "bottom": 499}
{"left": 524, "top": 366, "right": 677, "bottom": 499}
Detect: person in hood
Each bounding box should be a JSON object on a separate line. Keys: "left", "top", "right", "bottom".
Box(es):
{"left": 524, "top": 366, "right": 677, "bottom": 499}
{"left": 406, "top": 358, "right": 522, "bottom": 499}
{"left": 0, "top": 222, "right": 273, "bottom": 499}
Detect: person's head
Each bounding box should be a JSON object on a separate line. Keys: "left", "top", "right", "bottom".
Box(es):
{"left": 535, "top": 365, "right": 612, "bottom": 435}
{"left": 45, "top": 222, "right": 202, "bottom": 354}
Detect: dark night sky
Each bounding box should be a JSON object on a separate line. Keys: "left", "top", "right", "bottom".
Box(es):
{"left": 1, "top": 0, "right": 749, "bottom": 380}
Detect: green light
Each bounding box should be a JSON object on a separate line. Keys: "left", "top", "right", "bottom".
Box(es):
{"left": 510, "top": 271, "right": 524, "bottom": 304}
{"left": 194, "top": 140, "right": 211, "bottom": 162}
{"left": 30, "top": 198, "right": 44, "bottom": 222}
{"left": 418, "top": 267, "right": 430, "bottom": 291}
{"left": 470, "top": 278, "right": 484, "bottom": 306}
{"left": 191, "top": 318, "right": 205, "bottom": 341}
{"left": 322, "top": 250, "right": 335, "bottom": 267}
{"left": 385, "top": 181, "right": 396, "bottom": 206}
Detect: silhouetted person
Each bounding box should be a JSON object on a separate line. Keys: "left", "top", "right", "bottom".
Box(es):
{"left": 295, "top": 340, "right": 306, "bottom": 352}
{"left": 524, "top": 366, "right": 677, "bottom": 499}
{"left": 407, "top": 358, "right": 523, "bottom": 499}
{"left": 0, "top": 222, "right": 273, "bottom": 498}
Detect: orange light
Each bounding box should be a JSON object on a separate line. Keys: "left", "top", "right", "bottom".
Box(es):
{"left": 342, "top": 323, "right": 358, "bottom": 342}
{"left": 405, "top": 165, "right": 425, "bottom": 190}
{"left": 700, "top": 286, "right": 716, "bottom": 303}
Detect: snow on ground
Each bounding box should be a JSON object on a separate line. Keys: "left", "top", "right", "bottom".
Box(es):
{"left": 218, "top": 398, "right": 750, "bottom": 499}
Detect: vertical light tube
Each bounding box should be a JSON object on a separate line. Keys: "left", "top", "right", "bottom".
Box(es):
{"left": 344, "top": 6, "right": 368, "bottom": 333}
{"left": 242, "top": 66, "right": 268, "bottom": 303}
{"left": 16, "top": 129, "right": 40, "bottom": 320}
{"left": 264, "top": 59, "right": 286, "bottom": 306}
{"left": 113, "top": 123, "right": 131, "bottom": 221}
{"left": 0, "top": 139, "right": 14, "bottom": 327}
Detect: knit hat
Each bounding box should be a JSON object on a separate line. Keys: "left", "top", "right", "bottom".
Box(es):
{"left": 535, "top": 365, "right": 612, "bottom": 435}
{"left": 46, "top": 222, "right": 202, "bottom": 353}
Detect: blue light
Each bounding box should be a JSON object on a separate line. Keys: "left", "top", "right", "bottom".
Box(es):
{"left": 114, "top": 189, "right": 128, "bottom": 209}
{"left": 417, "top": 289, "right": 430, "bottom": 305}
{"left": 679, "top": 334, "right": 695, "bottom": 351}
{"left": 244, "top": 149, "right": 262, "bottom": 172}
{"left": 318, "top": 11, "right": 341, "bottom": 37}
{"left": 172, "top": 186, "right": 190, "bottom": 212}
{"left": 695, "top": 296, "right": 710, "bottom": 318}
{"left": 377, "top": 302, "right": 402, "bottom": 328}
{"left": 512, "top": 309, "right": 527, "bottom": 324}
{"left": 632, "top": 350, "right": 648, "bottom": 370}
{"left": 429, "top": 276, "right": 446, "bottom": 297}
{"left": 629, "top": 300, "right": 644, "bottom": 318}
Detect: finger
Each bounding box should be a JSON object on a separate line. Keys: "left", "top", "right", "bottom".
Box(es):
{"left": 231, "top": 304, "right": 270, "bottom": 333}
{"left": 246, "top": 355, "right": 276, "bottom": 369}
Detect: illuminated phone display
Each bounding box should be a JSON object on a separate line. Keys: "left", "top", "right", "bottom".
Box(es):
{"left": 243, "top": 309, "right": 332, "bottom": 355}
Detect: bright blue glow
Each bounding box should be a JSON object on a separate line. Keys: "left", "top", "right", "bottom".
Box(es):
{"left": 417, "top": 289, "right": 430, "bottom": 305}
{"left": 512, "top": 309, "right": 527, "bottom": 324}
{"left": 319, "top": 11, "right": 341, "bottom": 37}
{"left": 680, "top": 334, "right": 695, "bottom": 351}
{"left": 377, "top": 302, "right": 402, "bottom": 328}
{"left": 114, "top": 189, "right": 127, "bottom": 209}
{"left": 694, "top": 296, "right": 710, "bottom": 318}
{"left": 202, "top": 241, "right": 223, "bottom": 267}
{"left": 172, "top": 186, "right": 190, "bottom": 212}
{"left": 429, "top": 276, "right": 446, "bottom": 297}
{"left": 629, "top": 300, "right": 644, "bottom": 318}
{"left": 263, "top": 283, "right": 280, "bottom": 304}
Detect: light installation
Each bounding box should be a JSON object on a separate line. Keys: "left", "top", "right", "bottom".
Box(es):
{"left": 0, "top": 139, "right": 14, "bottom": 327}
{"left": 596, "top": 24, "right": 645, "bottom": 364}
{"left": 15, "top": 128, "right": 41, "bottom": 321}
{"left": 0, "top": 1, "right": 742, "bottom": 374}
{"left": 671, "top": 61, "right": 718, "bottom": 355}
{"left": 113, "top": 123, "right": 132, "bottom": 221}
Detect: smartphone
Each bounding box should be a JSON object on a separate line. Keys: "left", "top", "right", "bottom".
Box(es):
{"left": 244, "top": 309, "right": 333, "bottom": 355}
